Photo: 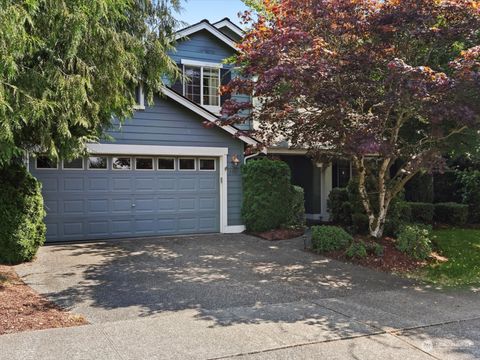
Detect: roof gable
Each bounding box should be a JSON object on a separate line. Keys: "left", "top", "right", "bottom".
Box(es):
{"left": 175, "top": 20, "right": 238, "bottom": 51}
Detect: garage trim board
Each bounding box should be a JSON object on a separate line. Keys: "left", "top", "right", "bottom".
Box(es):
{"left": 30, "top": 145, "right": 243, "bottom": 242}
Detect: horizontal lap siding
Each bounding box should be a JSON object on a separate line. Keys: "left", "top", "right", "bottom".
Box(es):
{"left": 106, "top": 96, "right": 245, "bottom": 226}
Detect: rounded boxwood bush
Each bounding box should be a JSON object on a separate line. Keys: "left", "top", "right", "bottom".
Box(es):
{"left": 242, "top": 159, "right": 294, "bottom": 232}
{"left": 434, "top": 202, "right": 469, "bottom": 225}
{"left": 0, "top": 164, "right": 46, "bottom": 264}
{"left": 311, "top": 225, "right": 352, "bottom": 253}
{"left": 396, "top": 224, "right": 433, "bottom": 260}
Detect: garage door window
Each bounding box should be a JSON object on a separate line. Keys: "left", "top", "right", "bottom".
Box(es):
{"left": 63, "top": 158, "right": 84, "bottom": 170}
{"left": 113, "top": 157, "right": 132, "bottom": 170}
{"left": 199, "top": 159, "right": 215, "bottom": 171}
{"left": 179, "top": 158, "right": 196, "bottom": 171}
{"left": 158, "top": 158, "right": 175, "bottom": 171}
{"left": 88, "top": 156, "right": 108, "bottom": 170}
{"left": 36, "top": 156, "right": 58, "bottom": 169}
{"left": 135, "top": 158, "right": 153, "bottom": 170}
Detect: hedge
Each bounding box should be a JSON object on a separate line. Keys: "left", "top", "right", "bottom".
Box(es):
{"left": 0, "top": 164, "right": 46, "bottom": 264}
{"left": 434, "top": 202, "right": 469, "bottom": 225}
{"left": 242, "top": 159, "right": 304, "bottom": 232}
{"left": 408, "top": 202, "right": 435, "bottom": 224}
{"left": 311, "top": 225, "right": 352, "bottom": 253}
{"left": 457, "top": 170, "right": 480, "bottom": 224}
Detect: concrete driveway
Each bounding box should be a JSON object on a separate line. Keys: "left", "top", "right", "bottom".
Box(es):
{"left": 3, "top": 234, "right": 480, "bottom": 359}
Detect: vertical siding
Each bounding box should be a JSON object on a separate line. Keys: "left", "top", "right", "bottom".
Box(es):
{"left": 105, "top": 96, "right": 245, "bottom": 226}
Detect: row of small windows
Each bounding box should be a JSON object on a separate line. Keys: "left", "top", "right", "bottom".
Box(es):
{"left": 35, "top": 156, "right": 216, "bottom": 172}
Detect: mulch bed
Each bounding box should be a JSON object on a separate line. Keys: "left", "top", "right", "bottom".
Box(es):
{"left": 323, "top": 237, "right": 427, "bottom": 273}
{"left": 0, "top": 265, "right": 88, "bottom": 335}
{"left": 253, "top": 228, "right": 305, "bottom": 241}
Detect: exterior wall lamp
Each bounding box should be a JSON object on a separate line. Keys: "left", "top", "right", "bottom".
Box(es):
{"left": 231, "top": 154, "right": 241, "bottom": 167}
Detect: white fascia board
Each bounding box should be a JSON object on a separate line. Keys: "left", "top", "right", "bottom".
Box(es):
{"left": 87, "top": 144, "right": 229, "bottom": 157}
{"left": 161, "top": 87, "right": 259, "bottom": 147}
{"left": 181, "top": 59, "right": 223, "bottom": 69}
{"left": 213, "top": 20, "right": 244, "bottom": 38}
{"left": 175, "top": 22, "right": 238, "bottom": 50}
{"left": 266, "top": 148, "right": 308, "bottom": 155}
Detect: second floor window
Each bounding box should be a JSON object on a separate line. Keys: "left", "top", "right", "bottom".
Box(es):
{"left": 183, "top": 65, "right": 220, "bottom": 109}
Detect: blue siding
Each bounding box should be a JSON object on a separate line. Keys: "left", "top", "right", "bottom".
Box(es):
{"left": 106, "top": 96, "right": 245, "bottom": 226}
{"left": 169, "top": 30, "right": 252, "bottom": 131}
{"left": 171, "top": 30, "right": 233, "bottom": 64}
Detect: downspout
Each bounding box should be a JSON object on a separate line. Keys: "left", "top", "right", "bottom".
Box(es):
{"left": 244, "top": 152, "right": 262, "bottom": 164}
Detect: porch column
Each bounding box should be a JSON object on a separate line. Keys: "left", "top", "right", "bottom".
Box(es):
{"left": 321, "top": 163, "right": 333, "bottom": 221}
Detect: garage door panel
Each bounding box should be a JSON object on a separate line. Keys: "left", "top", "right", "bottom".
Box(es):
{"left": 33, "top": 156, "right": 220, "bottom": 242}
{"left": 63, "top": 200, "right": 85, "bottom": 215}
{"left": 88, "top": 177, "right": 109, "bottom": 191}
{"left": 112, "top": 177, "right": 133, "bottom": 191}
{"left": 88, "top": 199, "right": 109, "bottom": 213}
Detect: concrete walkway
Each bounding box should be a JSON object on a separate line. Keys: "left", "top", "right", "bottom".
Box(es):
{"left": 3, "top": 234, "right": 479, "bottom": 359}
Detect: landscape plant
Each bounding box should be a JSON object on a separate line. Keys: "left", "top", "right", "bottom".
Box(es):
{"left": 226, "top": 0, "right": 480, "bottom": 238}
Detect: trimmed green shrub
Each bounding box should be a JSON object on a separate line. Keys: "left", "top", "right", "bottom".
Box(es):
{"left": 242, "top": 159, "right": 303, "bottom": 232}
{"left": 0, "top": 164, "right": 46, "bottom": 264}
{"left": 345, "top": 240, "right": 367, "bottom": 259}
{"left": 434, "top": 202, "right": 469, "bottom": 225}
{"left": 396, "top": 224, "right": 433, "bottom": 260}
{"left": 366, "top": 242, "right": 384, "bottom": 257}
{"left": 352, "top": 213, "right": 369, "bottom": 235}
{"left": 457, "top": 170, "right": 480, "bottom": 224}
{"left": 287, "top": 185, "right": 306, "bottom": 228}
{"left": 327, "top": 188, "right": 352, "bottom": 225}
{"left": 311, "top": 225, "right": 352, "bottom": 253}
{"left": 408, "top": 202, "right": 435, "bottom": 224}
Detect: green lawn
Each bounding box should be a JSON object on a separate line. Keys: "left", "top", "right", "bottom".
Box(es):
{"left": 412, "top": 228, "right": 480, "bottom": 287}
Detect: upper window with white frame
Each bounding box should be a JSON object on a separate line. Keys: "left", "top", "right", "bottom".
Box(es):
{"left": 182, "top": 60, "right": 221, "bottom": 112}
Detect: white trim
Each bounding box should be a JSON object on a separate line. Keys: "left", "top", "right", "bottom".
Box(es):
{"left": 267, "top": 148, "right": 308, "bottom": 155}
{"left": 62, "top": 158, "right": 85, "bottom": 170}
{"left": 224, "top": 225, "right": 246, "bottom": 234}
{"left": 306, "top": 213, "right": 323, "bottom": 220}
{"left": 87, "top": 156, "right": 108, "bottom": 170}
{"left": 157, "top": 157, "right": 176, "bottom": 171}
{"left": 87, "top": 143, "right": 229, "bottom": 157}
{"left": 178, "top": 157, "right": 197, "bottom": 171}
{"left": 213, "top": 19, "right": 244, "bottom": 38}
{"left": 198, "top": 158, "right": 216, "bottom": 171}
{"left": 35, "top": 156, "right": 59, "bottom": 170}
{"left": 175, "top": 21, "right": 238, "bottom": 50}
{"left": 133, "top": 83, "right": 145, "bottom": 110}
{"left": 219, "top": 154, "right": 228, "bottom": 233}
{"left": 161, "top": 87, "right": 259, "bottom": 146}
{"left": 181, "top": 59, "right": 223, "bottom": 69}
{"left": 134, "top": 157, "right": 154, "bottom": 171}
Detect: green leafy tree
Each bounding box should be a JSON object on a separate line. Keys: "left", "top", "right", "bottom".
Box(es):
{"left": 0, "top": 0, "right": 182, "bottom": 164}
{"left": 224, "top": 0, "right": 480, "bottom": 238}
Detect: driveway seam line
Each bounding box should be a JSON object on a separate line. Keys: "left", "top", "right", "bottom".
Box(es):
{"left": 99, "top": 328, "right": 127, "bottom": 360}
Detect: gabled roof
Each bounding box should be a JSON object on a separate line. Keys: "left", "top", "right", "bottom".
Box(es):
{"left": 161, "top": 87, "right": 259, "bottom": 147}
{"left": 174, "top": 19, "right": 239, "bottom": 50}
{"left": 212, "top": 18, "right": 245, "bottom": 39}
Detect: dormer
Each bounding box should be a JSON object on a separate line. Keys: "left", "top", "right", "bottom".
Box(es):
{"left": 168, "top": 19, "right": 246, "bottom": 117}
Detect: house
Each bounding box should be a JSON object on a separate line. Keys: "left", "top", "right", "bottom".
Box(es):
{"left": 29, "top": 18, "right": 351, "bottom": 243}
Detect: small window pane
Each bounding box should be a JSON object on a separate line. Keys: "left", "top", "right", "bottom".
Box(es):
{"left": 63, "top": 158, "right": 83, "bottom": 169}
{"left": 136, "top": 158, "right": 153, "bottom": 170}
{"left": 179, "top": 158, "right": 195, "bottom": 170}
{"left": 36, "top": 156, "right": 57, "bottom": 169}
{"left": 199, "top": 159, "right": 215, "bottom": 171}
{"left": 88, "top": 156, "right": 107, "bottom": 169}
{"left": 158, "top": 158, "right": 175, "bottom": 170}
{"left": 112, "top": 157, "right": 131, "bottom": 170}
